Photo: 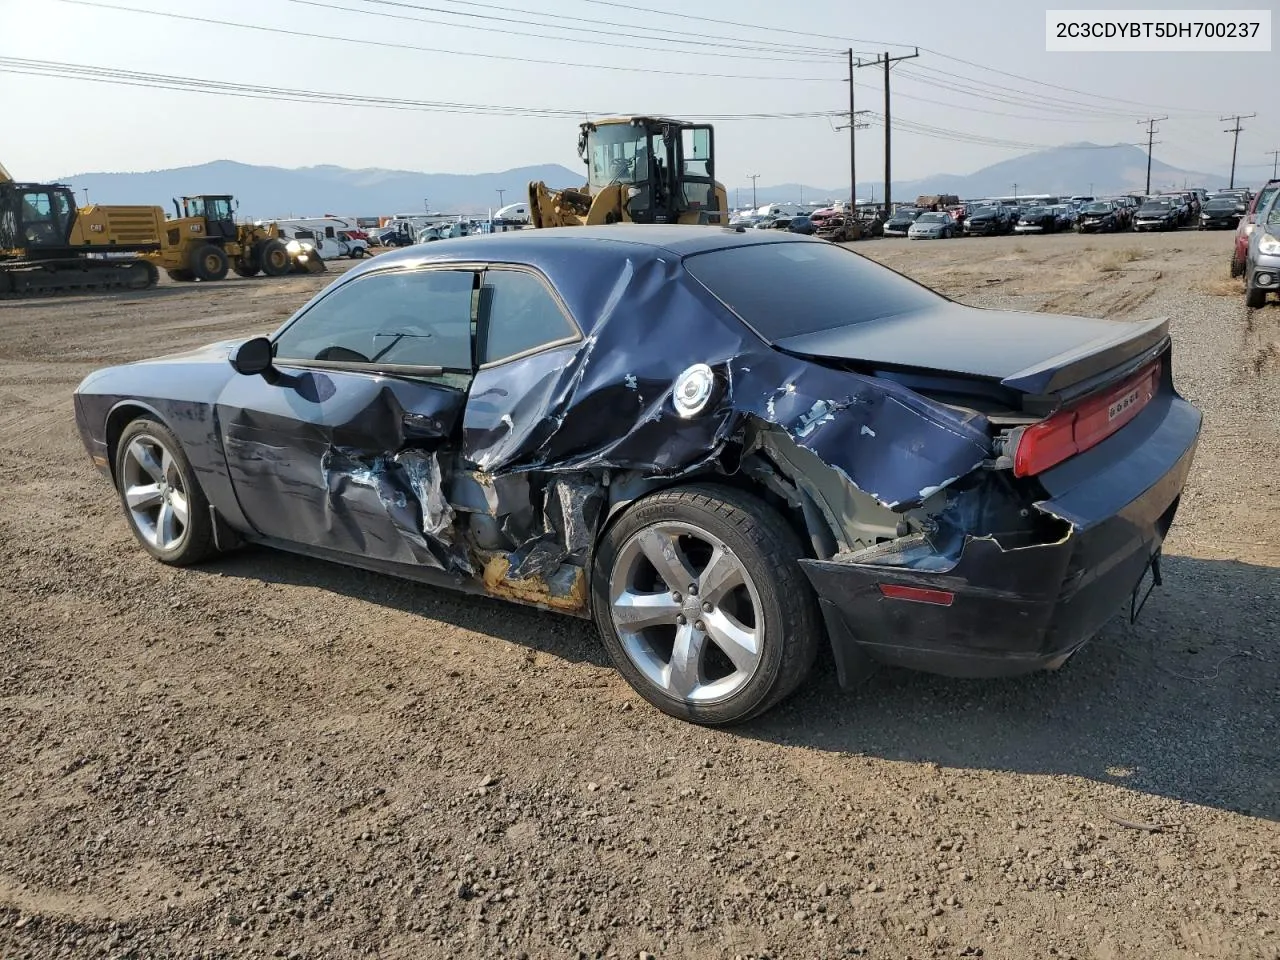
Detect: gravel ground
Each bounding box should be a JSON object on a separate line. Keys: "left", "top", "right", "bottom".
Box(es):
{"left": 0, "top": 231, "right": 1277, "bottom": 960}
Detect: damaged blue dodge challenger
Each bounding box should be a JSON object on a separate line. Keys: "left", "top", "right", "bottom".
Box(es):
{"left": 74, "top": 226, "right": 1201, "bottom": 725}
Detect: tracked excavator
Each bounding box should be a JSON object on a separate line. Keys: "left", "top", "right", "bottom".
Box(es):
{"left": 528, "top": 117, "right": 728, "bottom": 228}
{"left": 0, "top": 159, "right": 161, "bottom": 296}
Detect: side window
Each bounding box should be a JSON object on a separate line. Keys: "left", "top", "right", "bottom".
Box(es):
{"left": 274, "top": 269, "right": 476, "bottom": 377}
{"left": 682, "top": 127, "right": 712, "bottom": 179}
{"left": 479, "top": 270, "right": 578, "bottom": 365}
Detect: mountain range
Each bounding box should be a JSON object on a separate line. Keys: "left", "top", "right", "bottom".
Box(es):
{"left": 58, "top": 143, "right": 1228, "bottom": 219}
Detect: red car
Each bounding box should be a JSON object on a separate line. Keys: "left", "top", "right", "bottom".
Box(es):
{"left": 1232, "top": 180, "right": 1280, "bottom": 278}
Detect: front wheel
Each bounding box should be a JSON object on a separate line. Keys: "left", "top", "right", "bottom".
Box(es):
{"left": 257, "top": 239, "right": 291, "bottom": 277}
{"left": 114, "top": 417, "right": 217, "bottom": 565}
{"left": 191, "top": 244, "right": 229, "bottom": 282}
{"left": 1245, "top": 279, "right": 1267, "bottom": 309}
{"left": 592, "top": 485, "right": 821, "bottom": 725}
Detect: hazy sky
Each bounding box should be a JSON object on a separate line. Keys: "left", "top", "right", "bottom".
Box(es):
{"left": 2, "top": 0, "right": 1276, "bottom": 187}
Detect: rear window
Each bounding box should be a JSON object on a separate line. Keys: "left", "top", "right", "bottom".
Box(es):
{"left": 683, "top": 240, "right": 942, "bottom": 341}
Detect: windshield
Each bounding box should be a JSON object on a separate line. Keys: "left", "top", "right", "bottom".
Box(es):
{"left": 970, "top": 206, "right": 999, "bottom": 216}
{"left": 916, "top": 213, "right": 946, "bottom": 223}
{"left": 888, "top": 209, "right": 919, "bottom": 221}
{"left": 1023, "top": 207, "right": 1047, "bottom": 217}
{"left": 1139, "top": 202, "right": 1171, "bottom": 214}
{"left": 1082, "top": 203, "right": 1111, "bottom": 214}
{"left": 1205, "top": 199, "right": 1237, "bottom": 211}
{"left": 586, "top": 123, "right": 667, "bottom": 190}
{"left": 683, "top": 241, "right": 942, "bottom": 342}
{"left": 1254, "top": 185, "right": 1279, "bottom": 217}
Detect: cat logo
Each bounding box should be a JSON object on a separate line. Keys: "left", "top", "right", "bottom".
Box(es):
{"left": 89, "top": 224, "right": 105, "bottom": 232}
{"left": 189, "top": 224, "right": 202, "bottom": 232}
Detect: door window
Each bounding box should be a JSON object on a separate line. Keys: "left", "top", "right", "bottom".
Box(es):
{"left": 273, "top": 269, "right": 476, "bottom": 380}
{"left": 478, "top": 269, "right": 578, "bottom": 365}
{"left": 681, "top": 127, "right": 712, "bottom": 179}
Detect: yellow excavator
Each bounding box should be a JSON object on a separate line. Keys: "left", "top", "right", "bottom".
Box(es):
{"left": 0, "top": 159, "right": 161, "bottom": 296}
{"left": 528, "top": 117, "right": 728, "bottom": 228}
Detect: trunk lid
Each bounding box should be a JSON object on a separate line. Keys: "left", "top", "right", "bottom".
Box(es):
{"left": 772, "top": 304, "right": 1169, "bottom": 407}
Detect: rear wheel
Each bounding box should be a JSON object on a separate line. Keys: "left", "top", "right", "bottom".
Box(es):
{"left": 232, "top": 259, "right": 259, "bottom": 278}
{"left": 191, "top": 244, "right": 229, "bottom": 282}
{"left": 1230, "top": 256, "right": 1244, "bottom": 278}
{"left": 257, "top": 239, "right": 291, "bottom": 277}
{"left": 114, "top": 417, "right": 216, "bottom": 566}
{"left": 592, "top": 485, "right": 821, "bottom": 725}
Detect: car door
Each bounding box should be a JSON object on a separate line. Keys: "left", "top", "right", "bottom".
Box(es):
{"left": 216, "top": 265, "right": 479, "bottom": 567}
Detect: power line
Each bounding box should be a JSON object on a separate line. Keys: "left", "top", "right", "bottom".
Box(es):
{"left": 897, "top": 64, "right": 1158, "bottom": 120}
{"left": 382, "top": 0, "right": 846, "bottom": 56}
{"left": 916, "top": 47, "right": 1218, "bottom": 116}
{"left": 0, "top": 57, "right": 845, "bottom": 121}
{"left": 54, "top": 0, "right": 839, "bottom": 82}
{"left": 1220, "top": 114, "right": 1256, "bottom": 189}
{"left": 498, "top": 0, "right": 1218, "bottom": 118}
{"left": 323, "top": 0, "right": 841, "bottom": 61}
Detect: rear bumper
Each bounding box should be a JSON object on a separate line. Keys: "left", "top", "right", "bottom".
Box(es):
{"left": 801, "top": 390, "right": 1201, "bottom": 680}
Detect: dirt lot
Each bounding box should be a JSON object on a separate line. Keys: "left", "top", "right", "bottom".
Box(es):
{"left": 1, "top": 231, "right": 1277, "bottom": 960}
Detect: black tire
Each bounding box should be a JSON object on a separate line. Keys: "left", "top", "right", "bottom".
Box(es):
{"left": 167, "top": 268, "right": 194, "bottom": 282}
{"left": 1245, "top": 280, "right": 1267, "bottom": 309}
{"left": 190, "top": 244, "right": 229, "bottom": 282}
{"left": 258, "top": 239, "right": 291, "bottom": 277}
{"left": 1230, "top": 257, "right": 1244, "bottom": 279}
{"left": 592, "top": 484, "right": 821, "bottom": 725}
{"left": 113, "top": 417, "right": 217, "bottom": 566}
{"left": 350, "top": 246, "right": 366, "bottom": 258}
{"left": 232, "top": 259, "right": 259, "bottom": 278}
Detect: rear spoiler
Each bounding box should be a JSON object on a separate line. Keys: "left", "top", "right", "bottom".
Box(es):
{"left": 1001, "top": 316, "right": 1170, "bottom": 412}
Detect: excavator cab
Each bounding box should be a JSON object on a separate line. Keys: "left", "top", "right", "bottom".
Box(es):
{"left": 1, "top": 182, "right": 77, "bottom": 252}
{"left": 174, "top": 195, "right": 238, "bottom": 240}
{"left": 580, "top": 117, "right": 722, "bottom": 225}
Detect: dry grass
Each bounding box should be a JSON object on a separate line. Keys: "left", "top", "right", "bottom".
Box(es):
{"left": 1089, "top": 246, "right": 1148, "bottom": 272}
{"left": 1194, "top": 273, "right": 1243, "bottom": 297}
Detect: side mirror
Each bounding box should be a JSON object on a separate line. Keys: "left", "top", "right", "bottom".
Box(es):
{"left": 230, "top": 336, "right": 274, "bottom": 376}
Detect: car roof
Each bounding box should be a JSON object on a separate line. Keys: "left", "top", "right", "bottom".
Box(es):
{"left": 359, "top": 224, "right": 815, "bottom": 266}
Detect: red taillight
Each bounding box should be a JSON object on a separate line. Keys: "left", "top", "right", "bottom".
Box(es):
{"left": 1013, "top": 362, "right": 1161, "bottom": 477}
{"left": 878, "top": 584, "right": 955, "bottom": 606}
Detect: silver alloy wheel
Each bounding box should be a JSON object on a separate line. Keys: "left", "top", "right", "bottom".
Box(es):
{"left": 609, "top": 521, "right": 764, "bottom": 704}
{"left": 121, "top": 434, "right": 190, "bottom": 552}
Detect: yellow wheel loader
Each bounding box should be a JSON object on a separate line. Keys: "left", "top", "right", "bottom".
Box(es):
{"left": 528, "top": 117, "right": 728, "bottom": 229}
{"left": 153, "top": 195, "right": 299, "bottom": 281}
{"left": 0, "top": 159, "right": 161, "bottom": 297}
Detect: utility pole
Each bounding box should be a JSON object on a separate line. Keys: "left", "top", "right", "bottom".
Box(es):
{"left": 423, "top": 197, "right": 429, "bottom": 213}
{"left": 1268, "top": 149, "right": 1280, "bottom": 180}
{"left": 81, "top": 188, "right": 90, "bottom": 206}
{"left": 496, "top": 188, "right": 506, "bottom": 208}
{"left": 855, "top": 47, "right": 920, "bottom": 212}
{"left": 847, "top": 48, "right": 856, "bottom": 208}
{"left": 1011, "top": 182, "right": 1018, "bottom": 200}
{"left": 747, "top": 173, "right": 760, "bottom": 209}
{"left": 1220, "top": 114, "right": 1256, "bottom": 188}
{"left": 1138, "top": 117, "right": 1167, "bottom": 195}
